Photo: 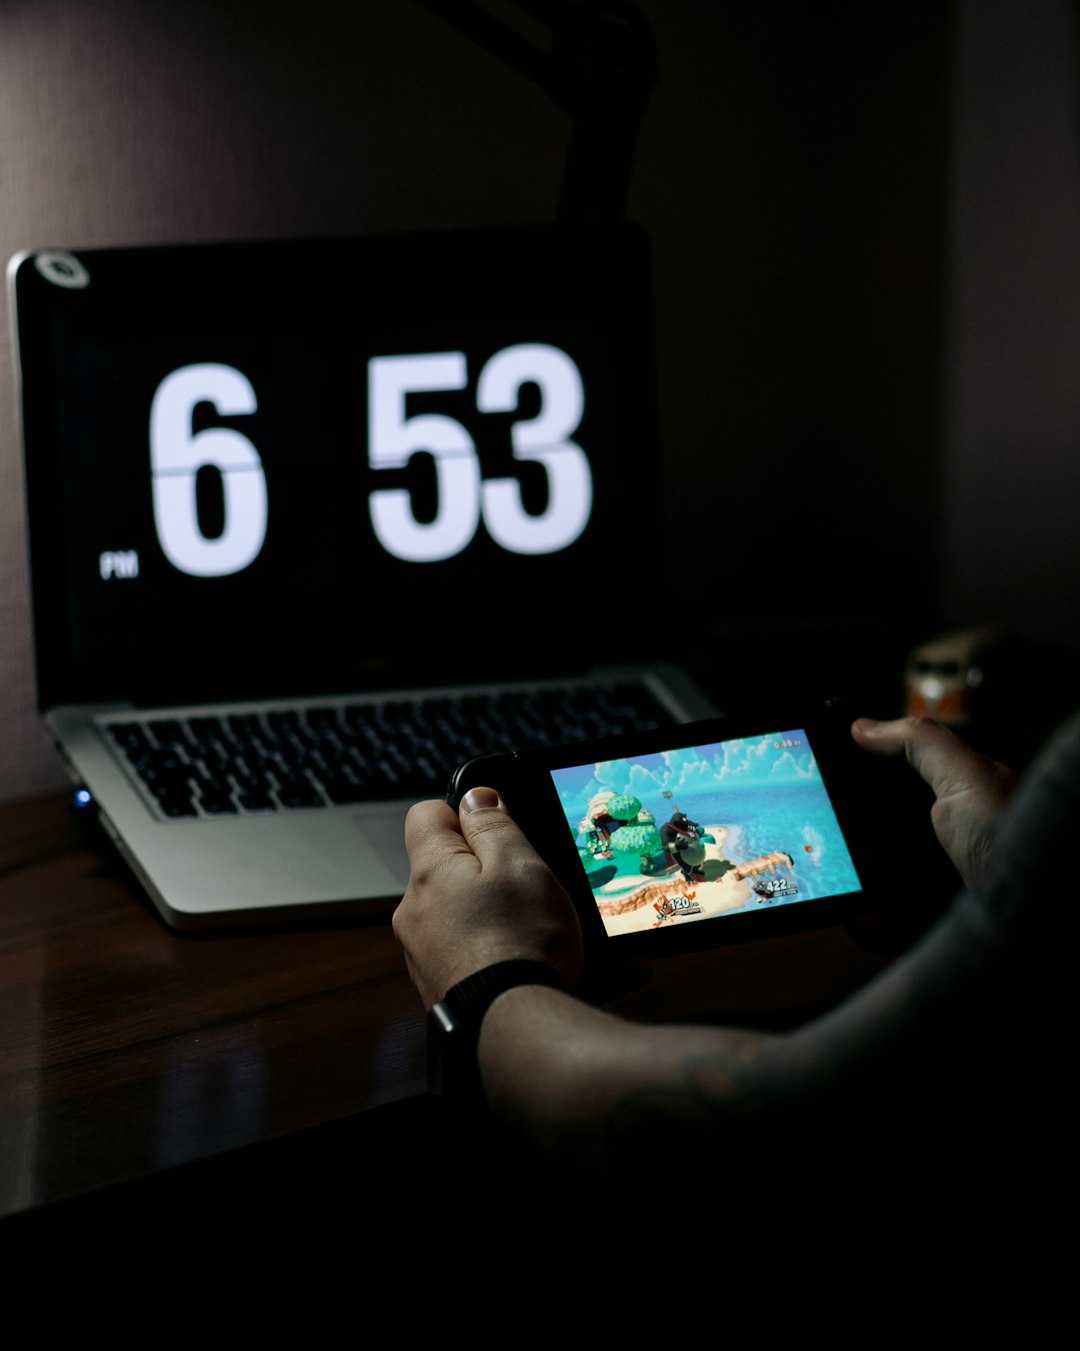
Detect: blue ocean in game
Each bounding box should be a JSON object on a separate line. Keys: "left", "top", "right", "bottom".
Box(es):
{"left": 552, "top": 728, "right": 863, "bottom": 906}
{"left": 670, "top": 782, "right": 861, "bottom": 902}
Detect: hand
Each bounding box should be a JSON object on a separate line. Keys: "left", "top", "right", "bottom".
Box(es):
{"left": 850, "top": 716, "right": 1017, "bottom": 891}
{"left": 393, "top": 786, "right": 585, "bottom": 1007}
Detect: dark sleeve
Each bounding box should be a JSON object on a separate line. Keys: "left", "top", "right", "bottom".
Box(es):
{"left": 767, "top": 708, "right": 1080, "bottom": 1180}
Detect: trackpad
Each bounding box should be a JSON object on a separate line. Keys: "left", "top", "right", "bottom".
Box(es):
{"left": 354, "top": 808, "right": 411, "bottom": 890}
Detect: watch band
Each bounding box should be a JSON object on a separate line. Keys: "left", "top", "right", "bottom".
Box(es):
{"left": 427, "top": 959, "right": 570, "bottom": 1100}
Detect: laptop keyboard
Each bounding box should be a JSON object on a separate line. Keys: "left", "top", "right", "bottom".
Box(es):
{"left": 104, "top": 682, "right": 675, "bottom": 820}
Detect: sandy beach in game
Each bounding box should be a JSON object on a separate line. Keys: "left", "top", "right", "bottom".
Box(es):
{"left": 592, "top": 823, "right": 770, "bottom": 937}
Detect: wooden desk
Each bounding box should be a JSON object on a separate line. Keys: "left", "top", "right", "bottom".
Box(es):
{"left": 0, "top": 790, "right": 898, "bottom": 1226}
{"left": 0, "top": 791, "right": 428, "bottom": 1220}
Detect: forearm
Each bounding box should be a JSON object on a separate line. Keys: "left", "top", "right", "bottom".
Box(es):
{"left": 474, "top": 885, "right": 1016, "bottom": 1173}
{"left": 477, "top": 985, "right": 783, "bottom": 1173}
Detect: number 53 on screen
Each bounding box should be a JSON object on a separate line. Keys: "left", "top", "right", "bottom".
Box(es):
{"left": 148, "top": 343, "right": 593, "bottom": 578}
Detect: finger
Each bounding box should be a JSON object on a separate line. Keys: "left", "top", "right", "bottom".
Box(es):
{"left": 851, "top": 716, "right": 996, "bottom": 799}
{"left": 457, "top": 786, "right": 532, "bottom": 861}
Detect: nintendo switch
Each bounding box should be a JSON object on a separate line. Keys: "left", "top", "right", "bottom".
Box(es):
{"left": 447, "top": 702, "right": 878, "bottom": 959}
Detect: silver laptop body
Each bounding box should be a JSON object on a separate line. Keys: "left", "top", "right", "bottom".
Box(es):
{"left": 10, "top": 225, "right": 719, "bottom": 930}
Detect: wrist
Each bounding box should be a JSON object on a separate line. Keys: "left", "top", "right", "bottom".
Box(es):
{"left": 427, "top": 959, "right": 572, "bottom": 1101}
{"left": 429, "top": 937, "right": 581, "bottom": 1008}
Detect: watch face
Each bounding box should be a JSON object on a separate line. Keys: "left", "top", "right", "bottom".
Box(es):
{"left": 427, "top": 999, "right": 474, "bottom": 1099}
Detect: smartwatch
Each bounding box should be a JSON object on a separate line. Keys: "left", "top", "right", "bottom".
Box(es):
{"left": 427, "top": 959, "right": 570, "bottom": 1101}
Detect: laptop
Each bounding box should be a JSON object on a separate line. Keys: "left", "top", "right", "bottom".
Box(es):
{"left": 8, "top": 222, "right": 719, "bottom": 931}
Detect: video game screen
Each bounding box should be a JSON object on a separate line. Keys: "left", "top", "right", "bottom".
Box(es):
{"left": 548, "top": 727, "right": 863, "bottom": 937}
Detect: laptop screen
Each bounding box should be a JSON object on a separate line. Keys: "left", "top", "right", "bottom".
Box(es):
{"left": 10, "top": 223, "right": 660, "bottom": 709}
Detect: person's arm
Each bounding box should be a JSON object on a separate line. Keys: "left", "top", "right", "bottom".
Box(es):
{"left": 393, "top": 714, "right": 1074, "bottom": 1171}
{"left": 394, "top": 787, "right": 783, "bottom": 1169}
{"left": 476, "top": 986, "right": 777, "bottom": 1172}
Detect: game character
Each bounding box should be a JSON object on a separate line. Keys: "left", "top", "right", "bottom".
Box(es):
{"left": 660, "top": 809, "right": 705, "bottom": 882}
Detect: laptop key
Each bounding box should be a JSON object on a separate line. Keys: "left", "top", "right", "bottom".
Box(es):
{"left": 157, "top": 794, "right": 199, "bottom": 818}
{"left": 105, "top": 676, "right": 679, "bottom": 819}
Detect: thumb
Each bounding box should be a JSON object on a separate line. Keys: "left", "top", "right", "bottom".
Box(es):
{"left": 851, "top": 716, "right": 1007, "bottom": 802}
{"left": 851, "top": 715, "right": 1016, "bottom": 890}
{"left": 457, "top": 786, "right": 529, "bottom": 858}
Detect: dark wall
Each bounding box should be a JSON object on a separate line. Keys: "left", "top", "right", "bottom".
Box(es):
{"left": 629, "top": 2, "right": 952, "bottom": 670}
{"left": 945, "top": 0, "right": 1080, "bottom": 649}
{"left": 4, "top": 0, "right": 1057, "bottom": 800}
